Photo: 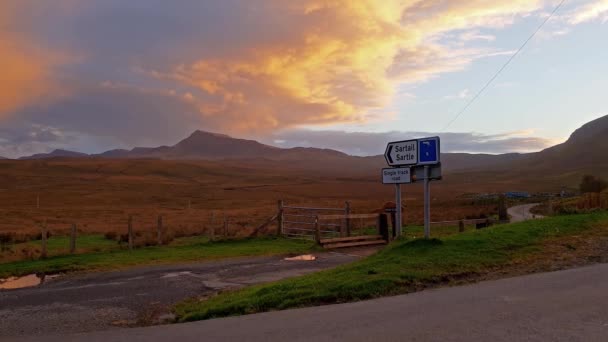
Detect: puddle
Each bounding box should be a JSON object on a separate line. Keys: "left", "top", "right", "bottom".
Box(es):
{"left": 284, "top": 254, "right": 316, "bottom": 261}
{"left": 0, "top": 274, "right": 43, "bottom": 290}
{"left": 161, "top": 271, "right": 193, "bottom": 279}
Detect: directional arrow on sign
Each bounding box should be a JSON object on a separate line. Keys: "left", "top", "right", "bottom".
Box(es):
{"left": 386, "top": 145, "right": 394, "bottom": 164}
{"left": 384, "top": 139, "right": 418, "bottom": 167}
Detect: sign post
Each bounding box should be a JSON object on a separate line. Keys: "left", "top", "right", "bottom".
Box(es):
{"left": 382, "top": 168, "right": 411, "bottom": 237}
{"left": 384, "top": 136, "right": 441, "bottom": 239}
{"left": 395, "top": 184, "right": 402, "bottom": 237}
{"left": 424, "top": 165, "right": 430, "bottom": 239}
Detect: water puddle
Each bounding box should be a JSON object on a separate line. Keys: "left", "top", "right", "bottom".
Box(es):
{"left": 0, "top": 274, "right": 43, "bottom": 290}
{"left": 284, "top": 254, "right": 316, "bottom": 261}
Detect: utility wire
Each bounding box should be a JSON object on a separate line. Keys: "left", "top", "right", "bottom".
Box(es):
{"left": 441, "top": 0, "right": 567, "bottom": 131}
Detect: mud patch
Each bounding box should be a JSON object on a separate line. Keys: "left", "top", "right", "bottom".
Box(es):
{"left": 0, "top": 274, "right": 43, "bottom": 290}
{"left": 284, "top": 254, "right": 316, "bottom": 261}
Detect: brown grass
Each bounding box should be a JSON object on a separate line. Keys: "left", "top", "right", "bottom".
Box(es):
{"left": 0, "top": 158, "right": 526, "bottom": 239}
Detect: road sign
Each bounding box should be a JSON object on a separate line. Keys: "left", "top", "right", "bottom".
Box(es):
{"left": 418, "top": 137, "right": 440, "bottom": 165}
{"left": 412, "top": 163, "right": 442, "bottom": 181}
{"left": 384, "top": 140, "right": 418, "bottom": 167}
{"left": 382, "top": 168, "right": 411, "bottom": 184}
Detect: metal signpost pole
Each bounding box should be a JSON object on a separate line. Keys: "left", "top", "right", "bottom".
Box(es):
{"left": 395, "top": 183, "right": 402, "bottom": 237}
{"left": 424, "top": 165, "right": 430, "bottom": 239}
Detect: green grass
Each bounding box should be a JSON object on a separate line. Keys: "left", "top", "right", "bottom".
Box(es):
{"left": 0, "top": 237, "right": 316, "bottom": 278}
{"left": 14, "top": 235, "right": 119, "bottom": 256}
{"left": 174, "top": 212, "right": 608, "bottom": 322}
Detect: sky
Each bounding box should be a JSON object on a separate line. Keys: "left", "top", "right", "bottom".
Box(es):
{"left": 0, "top": 0, "right": 607, "bottom": 158}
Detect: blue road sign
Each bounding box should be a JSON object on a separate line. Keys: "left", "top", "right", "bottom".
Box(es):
{"left": 417, "top": 137, "right": 440, "bottom": 165}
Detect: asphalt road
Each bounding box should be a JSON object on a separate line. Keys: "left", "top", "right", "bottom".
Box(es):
{"left": 0, "top": 251, "right": 361, "bottom": 337}
{"left": 18, "top": 262, "right": 608, "bottom": 342}
{"left": 508, "top": 203, "right": 544, "bottom": 222}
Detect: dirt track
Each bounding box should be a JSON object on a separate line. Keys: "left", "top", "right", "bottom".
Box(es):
{"left": 0, "top": 250, "right": 366, "bottom": 337}
{"left": 508, "top": 203, "right": 543, "bottom": 222}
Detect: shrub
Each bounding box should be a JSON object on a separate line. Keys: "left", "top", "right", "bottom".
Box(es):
{"left": 0, "top": 232, "right": 15, "bottom": 252}
{"left": 104, "top": 231, "right": 118, "bottom": 241}
{"left": 580, "top": 175, "right": 607, "bottom": 194}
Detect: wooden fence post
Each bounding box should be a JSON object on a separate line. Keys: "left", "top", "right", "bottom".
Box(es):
{"left": 41, "top": 221, "right": 48, "bottom": 259}
{"left": 314, "top": 215, "right": 321, "bottom": 244}
{"left": 458, "top": 220, "right": 465, "bottom": 233}
{"left": 223, "top": 215, "right": 228, "bottom": 238}
{"left": 277, "top": 200, "right": 284, "bottom": 236}
{"left": 70, "top": 223, "right": 77, "bottom": 254}
{"left": 344, "top": 201, "right": 351, "bottom": 237}
{"left": 128, "top": 215, "right": 134, "bottom": 250}
{"left": 157, "top": 215, "right": 163, "bottom": 246}
{"left": 378, "top": 214, "right": 389, "bottom": 242}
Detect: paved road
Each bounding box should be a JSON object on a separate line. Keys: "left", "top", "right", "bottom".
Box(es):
{"left": 508, "top": 203, "right": 544, "bottom": 222}
{"left": 18, "top": 263, "right": 608, "bottom": 342}
{"left": 0, "top": 251, "right": 362, "bottom": 337}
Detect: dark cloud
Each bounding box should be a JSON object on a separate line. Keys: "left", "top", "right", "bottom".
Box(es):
{"left": 0, "top": 83, "right": 210, "bottom": 158}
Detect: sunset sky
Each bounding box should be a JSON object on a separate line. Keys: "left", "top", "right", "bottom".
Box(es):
{"left": 1, "top": 0, "right": 607, "bottom": 158}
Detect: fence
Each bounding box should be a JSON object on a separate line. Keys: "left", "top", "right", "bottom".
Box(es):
{"left": 0, "top": 211, "right": 249, "bottom": 262}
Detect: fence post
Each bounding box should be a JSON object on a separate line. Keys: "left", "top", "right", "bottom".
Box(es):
{"left": 458, "top": 220, "right": 465, "bottom": 233}
{"left": 378, "top": 214, "right": 389, "bottom": 242}
{"left": 277, "top": 200, "right": 284, "bottom": 236}
{"left": 314, "top": 215, "right": 321, "bottom": 244}
{"left": 128, "top": 215, "right": 134, "bottom": 250}
{"left": 157, "top": 215, "right": 163, "bottom": 246}
{"left": 223, "top": 215, "right": 228, "bottom": 238}
{"left": 70, "top": 223, "right": 77, "bottom": 254}
{"left": 344, "top": 201, "right": 351, "bottom": 237}
{"left": 40, "top": 221, "right": 48, "bottom": 259}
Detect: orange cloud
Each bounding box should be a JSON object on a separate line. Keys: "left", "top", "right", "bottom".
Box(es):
{"left": 145, "top": 0, "right": 547, "bottom": 134}
{"left": 0, "top": 1, "right": 76, "bottom": 117}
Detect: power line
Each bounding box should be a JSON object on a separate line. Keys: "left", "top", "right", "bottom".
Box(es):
{"left": 441, "top": 0, "right": 567, "bottom": 132}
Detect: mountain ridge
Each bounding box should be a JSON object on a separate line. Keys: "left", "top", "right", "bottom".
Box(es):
{"left": 12, "top": 115, "right": 608, "bottom": 177}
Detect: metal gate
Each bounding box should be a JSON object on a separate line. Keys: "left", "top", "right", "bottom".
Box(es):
{"left": 278, "top": 201, "right": 350, "bottom": 239}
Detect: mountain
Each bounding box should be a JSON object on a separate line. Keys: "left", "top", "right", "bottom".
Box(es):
{"left": 19, "top": 149, "right": 89, "bottom": 160}
{"left": 15, "top": 114, "right": 608, "bottom": 181}
{"left": 91, "top": 130, "right": 279, "bottom": 159}
{"left": 89, "top": 130, "right": 356, "bottom": 164}
{"left": 528, "top": 115, "right": 608, "bottom": 170}
{"left": 450, "top": 114, "right": 608, "bottom": 187}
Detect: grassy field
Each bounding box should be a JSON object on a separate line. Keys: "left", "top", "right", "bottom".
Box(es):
{"left": 174, "top": 212, "right": 608, "bottom": 322}
{"left": 0, "top": 237, "right": 316, "bottom": 278}
{"left": 0, "top": 158, "right": 520, "bottom": 238}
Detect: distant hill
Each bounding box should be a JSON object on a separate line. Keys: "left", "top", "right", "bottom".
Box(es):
{"left": 19, "top": 149, "right": 89, "bottom": 160}
{"left": 90, "top": 130, "right": 282, "bottom": 159}
{"left": 15, "top": 114, "right": 608, "bottom": 182}
{"left": 451, "top": 114, "right": 608, "bottom": 187}
{"left": 527, "top": 115, "right": 608, "bottom": 170}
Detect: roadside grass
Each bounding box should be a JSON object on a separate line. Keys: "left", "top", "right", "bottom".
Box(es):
{"left": 403, "top": 224, "right": 477, "bottom": 239}
{"left": 15, "top": 235, "right": 119, "bottom": 256}
{"left": 174, "top": 212, "right": 608, "bottom": 322}
{"left": 0, "top": 237, "right": 316, "bottom": 278}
